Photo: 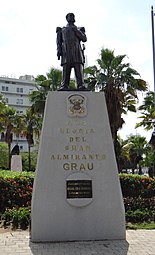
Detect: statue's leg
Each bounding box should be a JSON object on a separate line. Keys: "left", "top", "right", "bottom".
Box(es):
{"left": 61, "top": 64, "right": 72, "bottom": 89}
{"left": 74, "top": 64, "right": 85, "bottom": 89}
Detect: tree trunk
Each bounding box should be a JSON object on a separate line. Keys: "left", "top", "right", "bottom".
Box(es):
{"left": 8, "top": 142, "right": 11, "bottom": 170}
{"left": 28, "top": 144, "right": 31, "bottom": 171}
{"left": 138, "top": 164, "right": 142, "bottom": 175}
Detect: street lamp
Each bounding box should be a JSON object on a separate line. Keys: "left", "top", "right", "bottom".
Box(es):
{"left": 150, "top": 6, "right": 155, "bottom": 176}
{"left": 151, "top": 6, "right": 155, "bottom": 96}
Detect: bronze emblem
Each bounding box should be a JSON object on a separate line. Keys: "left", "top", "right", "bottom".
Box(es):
{"left": 66, "top": 94, "right": 87, "bottom": 117}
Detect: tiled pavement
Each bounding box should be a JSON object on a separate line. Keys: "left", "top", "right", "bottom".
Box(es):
{"left": 0, "top": 230, "right": 155, "bottom": 255}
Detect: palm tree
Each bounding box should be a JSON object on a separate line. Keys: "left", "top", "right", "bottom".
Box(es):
{"left": 124, "top": 135, "right": 147, "bottom": 174}
{"left": 0, "top": 94, "right": 7, "bottom": 133}
{"left": 13, "top": 113, "right": 25, "bottom": 144}
{"left": 136, "top": 91, "right": 155, "bottom": 176}
{"left": 136, "top": 91, "right": 155, "bottom": 130}
{"left": 29, "top": 67, "right": 62, "bottom": 116}
{"left": 114, "top": 135, "right": 129, "bottom": 172}
{"left": 0, "top": 94, "right": 6, "bottom": 112}
{"left": 143, "top": 143, "right": 155, "bottom": 177}
{"left": 0, "top": 106, "right": 16, "bottom": 169}
{"left": 84, "top": 48, "right": 147, "bottom": 153}
{"left": 22, "top": 108, "right": 42, "bottom": 171}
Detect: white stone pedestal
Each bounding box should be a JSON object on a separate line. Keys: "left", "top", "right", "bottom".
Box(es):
{"left": 11, "top": 155, "right": 22, "bottom": 171}
{"left": 31, "top": 91, "right": 126, "bottom": 242}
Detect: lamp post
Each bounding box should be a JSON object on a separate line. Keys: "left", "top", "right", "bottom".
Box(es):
{"left": 150, "top": 6, "right": 155, "bottom": 176}
{"left": 151, "top": 6, "right": 155, "bottom": 95}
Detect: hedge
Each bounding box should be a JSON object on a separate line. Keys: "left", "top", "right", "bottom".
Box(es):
{"left": 125, "top": 209, "right": 155, "bottom": 223}
{"left": 120, "top": 174, "right": 155, "bottom": 198}
{"left": 0, "top": 173, "right": 33, "bottom": 213}
{"left": 0, "top": 172, "right": 155, "bottom": 224}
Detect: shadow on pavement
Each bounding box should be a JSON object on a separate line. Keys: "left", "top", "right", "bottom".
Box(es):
{"left": 29, "top": 239, "right": 129, "bottom": 255}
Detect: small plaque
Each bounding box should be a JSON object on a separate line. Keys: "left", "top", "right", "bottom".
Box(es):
{"left": 67, "top": 180, "right": 92, "bottom": 199}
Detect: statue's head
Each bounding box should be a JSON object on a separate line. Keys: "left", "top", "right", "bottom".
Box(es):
{"left": 66, "top": 13, "right": 75, "bottom": 23}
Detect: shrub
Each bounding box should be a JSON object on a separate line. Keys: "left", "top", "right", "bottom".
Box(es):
{"left": 21, "top": 152, "right": 37, "bottom": 172}
{"left": 120, "top": 174, "right": 155, "bottom": 223}
{"left": 2, "top": 207, "right": 30, "bottom": 230}
{"left": 125, "top": 209, "right": 155, "bottom": 223}
{"left": 120, "top": 174, "right": 155, "bottom": 198}
{"left": 0, "top": 174, "right": 33, "bottom": 213}
{"left": 124, "top": 197, "right": 155, "bottom": 211}
{"left": 0, "top": 142, "right": 8, "bottom": 170}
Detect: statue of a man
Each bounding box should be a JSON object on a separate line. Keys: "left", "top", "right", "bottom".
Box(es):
{"left": 56, "top": 13, "right": 87, "bottom": 90}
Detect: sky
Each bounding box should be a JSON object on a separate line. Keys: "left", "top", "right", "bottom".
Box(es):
{"left": 0, "top": 0, "right": 154, "bottom": 141}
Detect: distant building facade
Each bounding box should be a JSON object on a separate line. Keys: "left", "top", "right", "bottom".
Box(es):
{"left": 0, "top": 75, "right": 36, "bottom": 151}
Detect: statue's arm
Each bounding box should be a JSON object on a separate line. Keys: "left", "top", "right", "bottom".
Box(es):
{"left": 73, "top": 26, "right": 87, "bottom": 42}
{"left": 56, "top": 27, "right": 62, "bottom": 60}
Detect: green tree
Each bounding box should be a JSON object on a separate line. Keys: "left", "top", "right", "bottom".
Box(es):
{"left": 0, "top": 94, "right": 7, "bottom": 132}
{"left": 0, "top": 142, "right": 8, "bottom": 169}
{"left": 21, "top": 151, "right": 37, "bottom": 172}
{"left": 136, "top": 91, "right": 155, "bottom": 130}
{"left": 113, "top": 135, "right": 128, "bottom": 172}
{"left": 143, "top": 143, "right": 155, "bottom": 166}
{"left": 124, "top": 135, "right": 147, "bottom": 174}
{"left": 136, "top": 91, "right": 155, "bottom": 176}
{"left": 84, "top": 48, "right": 147, "bottom": 147}
{"left": 22, "top": 108, "right": 42, "bottom": 171}
{"left": 0, "top": 106, "right": 16, "bottom": 169}
{"left": 29, "top": 67, "right": 62, "bottom": 116}
{"left": 13, "top": 113, "right": 25, "bottom": 143}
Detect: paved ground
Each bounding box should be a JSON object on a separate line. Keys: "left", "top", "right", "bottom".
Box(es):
{"left": 0, "top": 230, "right": 155, "bottom": 255}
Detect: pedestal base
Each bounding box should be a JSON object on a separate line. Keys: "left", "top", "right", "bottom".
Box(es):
{"left": 31, "top": 91, "right": 125, "bottom": 242}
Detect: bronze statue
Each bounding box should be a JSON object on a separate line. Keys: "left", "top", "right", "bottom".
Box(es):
{"left": 56, "top": 13, "right": 87, "bottom": 90}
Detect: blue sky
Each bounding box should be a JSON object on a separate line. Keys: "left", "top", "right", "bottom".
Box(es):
{"left": 0, "top": 0, "right": 154, "bottom": 140}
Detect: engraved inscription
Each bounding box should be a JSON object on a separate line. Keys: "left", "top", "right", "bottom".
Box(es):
{"left": 67, "top": 180, "right": 92, "bottom": 199}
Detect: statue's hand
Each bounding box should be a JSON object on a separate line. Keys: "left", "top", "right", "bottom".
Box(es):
{"left": 79, "top": 27, "right": 85, "bottom": 33}
{"left": 57, "top": 49, "right": 62, "bottom": 60}
{"left": 72, "top": 26, "right": 78, "bottom": 33}
{"left": 57, "top": 53, "right": 61, "bottom": 60}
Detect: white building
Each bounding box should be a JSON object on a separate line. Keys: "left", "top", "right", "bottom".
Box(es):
{"left": 0, "top": 75, "right": 37, "bottom": 151}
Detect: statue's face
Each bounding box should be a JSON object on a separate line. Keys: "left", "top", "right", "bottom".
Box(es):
{"left": 67, "top": 13, "right": 75, "bottom": 23}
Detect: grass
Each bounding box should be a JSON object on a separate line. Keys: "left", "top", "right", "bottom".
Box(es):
{"left": 126, "top": 222, "right": 155, "bottom": 230}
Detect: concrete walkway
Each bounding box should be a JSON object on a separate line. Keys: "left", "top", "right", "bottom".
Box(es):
{"left": 0, "top": 230, "right": 155, "bottom": 255}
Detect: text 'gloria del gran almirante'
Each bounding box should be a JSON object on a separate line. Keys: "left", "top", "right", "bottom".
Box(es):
{"left": 50, "top": 127, "right": 106, "bottom": 171}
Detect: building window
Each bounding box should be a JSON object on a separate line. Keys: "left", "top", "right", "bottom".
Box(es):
{"left": 16, "top": 99, "right": 23, "bottom": 104}
{"left": 2, "top": 86, "right": 9, "bottom": 91}
{"left": 17, "top": 87, "right": 23, "bottom": 93}
{"left": 17, "top": 110, "right": 23, "bottom": 114}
